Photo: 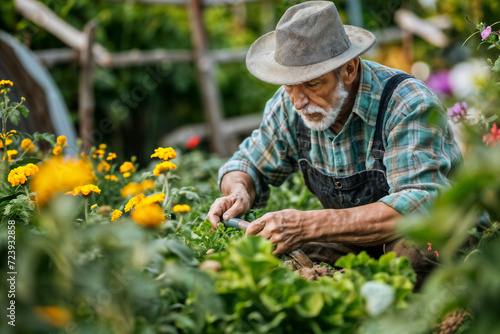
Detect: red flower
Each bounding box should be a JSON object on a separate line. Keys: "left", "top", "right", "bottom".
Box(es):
{"left": 185, "top": 134, "right": 201, "bottom": 149}
{"left": 427, "top": 242, "right": 432, "bottom": 251}
{"left": 434, "top": 250, "right": 439, "bottom": 258}
{"left": 483, "top": 124, "right": 500, "bottom": 146}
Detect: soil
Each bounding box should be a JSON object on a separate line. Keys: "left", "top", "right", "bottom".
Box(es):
{"left": 297, "top": 263, "right": 345, "bottom": 281}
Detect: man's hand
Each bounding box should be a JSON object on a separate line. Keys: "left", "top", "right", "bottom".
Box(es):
{"left": 206, "top": 171, "right": 256, "bottom": 229}
{"left": 246, "top": 209, "right": 312, "bottom": 255}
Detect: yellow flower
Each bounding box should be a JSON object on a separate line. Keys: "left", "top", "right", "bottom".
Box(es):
{"left": 173, "top": 204, "right": 191, "bottom": 213}
{"left": 34, "top": 306, "right": 72, "bottom": 328}
{"left": 52, "top": 145, "right": 63, "bottom": 156}
{"left": 90, "top": 204, "right": 98, "bottom": 210}
{"left": 99, "top": 143, "right": 107, "bottom": 150}
{"left": 111, "top": 209, "right": 122, "bottom": 222}
{"left": 0, "top": 133, "right": 13, "bottom": 148}
{"left": 106, "top": 152, "right": 117, "bottom": 161}
{"left": 4, "top": 149, "right": 18, "bottom": 161}
{"left": 120, "top": 161, "right": 135, "bottom": 174}
{"left": 135, "top": 193, "right": 165, "bottom": 208}
{"left": 67, "top": 184, "right": 101, "bottom": 198}
{"left": 7, "top": 163, "right": 39, "bottom": 186}
{"left": 92, "top": 149, "right": 105, "bottom": 159}
{"left": 151, "top": 147, "right": 177, "bottom": 161}
{"left": 31, "top": 158, "right": 96, "bottom": 206}
{"left": 0, "top": 80, "right": 14, "bottom": 87}
{"left": 120, "top": 182, "right": 143, "bottom": 198}
{"left": 141, "top": 179, "right": 155, "bottom": 191}
{"left": 153, "top": 161, "right": 177, "bottom": 176}
{"left": 123, "top": 172, "right": 131, "bottom": 178}
{"left": 131, "top": 203, "right": 165, "bottom": 227}
{"left": 105, "top": 175, "right": 119, "bottom": 182}
{"left": 56, "top": 135, "right": 68, "bottom": 148}
{"left": 97, "top": 161, "right": 111, "bottom": 173}
{"left": 21, "top": 138, "right": 35, "bottom": 153}
{"left": 124, "top": 194, "right": 146, "bottom": 212}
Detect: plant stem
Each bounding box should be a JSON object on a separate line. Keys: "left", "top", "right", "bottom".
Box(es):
{"left": 85, "top": 198, "right": 88, "bottom": 221}
{"left": 175, "top": 215, "right": 183, "bottom": 233}
{"left": 162, "top": 171, "right": 170, "bottom": 209}
{"left": 25, "top": 185, "right": 29, "bottom": 199}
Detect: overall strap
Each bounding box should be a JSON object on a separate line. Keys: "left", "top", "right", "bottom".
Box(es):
{"left": 371, "top": 73, "right": 414, "bottom": 160}
{"left": 296, "top": 114, "right": 311, "bottom": 158}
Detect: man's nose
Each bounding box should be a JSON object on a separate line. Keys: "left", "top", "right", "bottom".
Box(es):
{"left": 291, "top": 88, "right": 309, "bottom": 110}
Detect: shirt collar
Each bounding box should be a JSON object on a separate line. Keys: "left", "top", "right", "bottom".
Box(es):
{"left": 351, "top": 59, "right": 384, "bottom": 128}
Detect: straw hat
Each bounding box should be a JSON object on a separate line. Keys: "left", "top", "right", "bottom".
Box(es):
{"left": 246, "top": 1, "right": 376, "bottom": 85}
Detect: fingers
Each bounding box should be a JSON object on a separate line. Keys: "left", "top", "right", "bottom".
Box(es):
{"left": 245, "top": 220, "right": 265, "bottom": 236}
{"left": 207, "top": 195, "right": 249, "bottom": 229}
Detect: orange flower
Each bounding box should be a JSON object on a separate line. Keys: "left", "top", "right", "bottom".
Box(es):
{"left": 173, "top": 204, "right": 191, "bottom": 213}
{"left": 131, "top": 203, "right": 165, "bottom": 227}
{"left": 52, "top": 145, "right": 63, "bottom": 156}
{"left": 124, "top": 194, "right": 146, "bottom": 212}
{"left": 111, "top": 209, "right": 123, "bottom": 222}
{"left": 97, "top": 161, "right": 111, "bottom": 173}
{"left": 21, "top": 138, "right": 35, "bottom": 153}
{"left": 8, "top": 163, "right": 39, "bottom": 186}
{"left": 106, "top": 152, "right": 117, "bottom": 161}
{"left": 153, "top": 161, "right": 177, "bottom": 176}
{"left": 92, "top": 149, "right": 105, "bottom": 159}
{"left": 120, "top": 161, "right": 135, "bottom": 174}
{"left": 67, "top": 184, "right": 101, "bottom": 198}
{"left": 31, "top": 157, "right": 96, "bottom": 206}
{"left": 34, "top": 306, "right": 72, "bottom": 328}
{"left": 151, "top": 147, "right": 176, "bottom": 161}
{"left": 56, "top": 135, "right": 68, "bottom": 148}
{"left": 105, "top": 175, "right": 118, "bottom": 182}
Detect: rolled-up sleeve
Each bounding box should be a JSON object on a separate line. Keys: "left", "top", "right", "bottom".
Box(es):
{"left": 218, "top": 88, "right": 299, "bottom": 207}
{"left": 378, "top": 81, "right": 462, "bottom": 214}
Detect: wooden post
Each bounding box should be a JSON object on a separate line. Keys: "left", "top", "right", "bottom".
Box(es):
{"left": 186, "top": 0, "right": 227, "bottom": 156}
{"left": 79, "top": 20, "right": 96, "bottom": 153}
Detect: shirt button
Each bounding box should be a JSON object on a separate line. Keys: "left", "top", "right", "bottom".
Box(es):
{"left": 336, "top": 142, "right": 341, "bottom": 147}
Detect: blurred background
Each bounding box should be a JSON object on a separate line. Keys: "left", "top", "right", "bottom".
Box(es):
{"left": 1, "top": 0, "right": 499, "bottom": 167}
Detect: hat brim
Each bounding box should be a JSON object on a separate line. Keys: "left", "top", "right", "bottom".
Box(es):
{"left": 246, "top": 25, "right": 376, "bottom": 86}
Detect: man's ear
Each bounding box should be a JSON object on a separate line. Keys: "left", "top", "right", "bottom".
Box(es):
{"left": 342, "top": 57, "right": 360, "bottom": 86}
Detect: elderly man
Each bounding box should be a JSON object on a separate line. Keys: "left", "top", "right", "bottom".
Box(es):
{"left": 206, "top": 1, "right": 461, "bottom": 282}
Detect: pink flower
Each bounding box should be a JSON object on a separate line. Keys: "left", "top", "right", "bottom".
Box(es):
{"left": 481, "top": 26, "right": 492, "bottom": 40}
{"left": 483, "top": 124, "right": 500, "bottom": 146}
{"left": 434, "top": 250, "right": 439, "bottom": 259}
{"left": 447, "top": 102, "right": 467, "bottom": 122}
{"left": 427, "top": 243, "right": 432, "bottom": 251}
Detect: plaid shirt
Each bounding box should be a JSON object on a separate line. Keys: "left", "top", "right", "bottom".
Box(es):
{"left": 219, "top": 59, "right": 462, "bottom": 215}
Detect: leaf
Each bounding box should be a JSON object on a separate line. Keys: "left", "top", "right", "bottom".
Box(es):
{"left": 9, "top": 157, "right": 43, "bottom": 170}
{"left": 492, "top": 56, "right": 500, "bottom": 72}
{"left": 8, "top": 108, "right": 20, "bottom": 126}
{"left": 163, "top": 239, "right": 199, "bottom": 266}
{"left": 0, "top": 194, "right": 18, "bottom": 205}
{"left": 18, "top": 105, "right": 29, "bottom": 118}
{"left": 34, "top": 132, "right": 56, "bottom": 146}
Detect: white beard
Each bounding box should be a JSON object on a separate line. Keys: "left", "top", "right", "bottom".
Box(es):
{"left": 294, "top": 81, "right": 349, "bottom": 132}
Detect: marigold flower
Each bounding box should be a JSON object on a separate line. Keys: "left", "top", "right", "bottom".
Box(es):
{"left": 173, "top": 204, "right": 191, "bottom": 213}
{"left": 106, "top": 152, "right": 117, "bottom": 161}
{"left": 8, "top": 163, "right": 39, "bottom": 186}
{"left": 481, "top": 25, "right": 492, "bottom": 40}
{"left": 34, "top": 306, "right": 72, "bottom": 328}
{"left": 56, "top": 135, "right": 68, "bottom": 148}
{"left": 135, "top": 193, "right": 165, "bottom": 208}
{"left": 52, "top": 145, "right": 63, "bottom": 156}
{"left": 21, "top": 138, "right": 35, "bottom": 153}
{"left": 124, "top": 194, "right": 146, "bottom": 212}
{"left": 151, "top": 147, "right": 177, "bottom": 161}
{"left": 123, "top": 172, "right": 131, "bottom": 178}
{"left": 4, "top": 149, "right": 17, "bottom": 161}
{"left": 99, "top": 143, "right": 107, "bottom": 150}
{"left": 105, "top": 175, "right": 119, "bottom": 182}
{"left": 67, "top": 184, "right": 101, "bottom": 198}
{"left": 90, "top": 204, "right": 98, "bottom": 210}
{"left": 92, "top": 149, "right": 105, "bottom": 159}
{"left": 120, "top": 182, "right": 143, "bottom": 198}
{"left": 0, "top": 133, "right": 13, "bottom": 148}
{"left": 97, "top": 161, "right": 111, "bottom": 173}
{"left": 153, "top": 161, "right": 177, "bottom": 176}
{"left": 111, "top": 209, "right": 123, "bottom": 222}
{"left": 120, "top": 161, "right": 135, "bottom": 174}
{"left": 131, "top": 203, "right": 165, "bottom": 227}
{"left": 0, "top": 80, "right": 13, "bottom": 87}
{"left": 31, "top": 158, "right": 96, "bottom": 206}
{"left": 141, "top": 179, "right": 155, "bottom": 191}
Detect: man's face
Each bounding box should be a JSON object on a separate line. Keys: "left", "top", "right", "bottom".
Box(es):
{"left": 284, "top": 70, "right": 348, "bottom": 131}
